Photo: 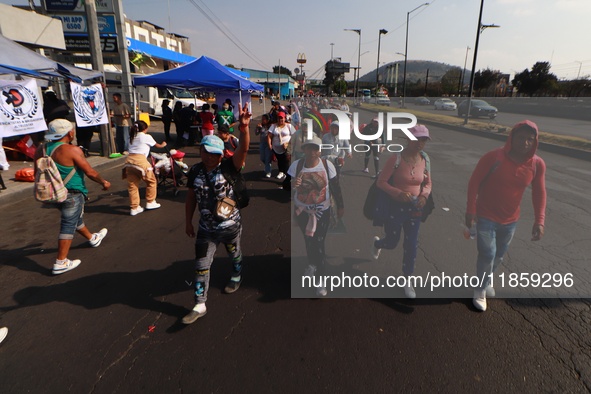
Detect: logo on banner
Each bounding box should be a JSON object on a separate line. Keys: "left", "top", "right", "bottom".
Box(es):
{"left": 72, "top": 84, "right": 106, "bottom": 125}
{"left": 0, "top": 85, "right": 39, "bottom": 121}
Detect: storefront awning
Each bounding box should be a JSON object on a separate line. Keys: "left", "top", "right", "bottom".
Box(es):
{"left": 126, "top": 37, "right": 195, "bottom": 64}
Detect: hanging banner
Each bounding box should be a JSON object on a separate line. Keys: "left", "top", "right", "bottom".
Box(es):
{"left": 70, "top": 82, "right": 109, "bottom": 126}
{"left": 0, "top": 79, "right": 47, "bottom": 138}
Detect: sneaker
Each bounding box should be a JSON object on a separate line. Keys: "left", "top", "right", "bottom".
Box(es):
{"left": 265, "top": 172, "right": 271, "bottom": 178}
{"left": 362, "top": 168, "right": 369, "bottom": 173}
{"left": 276, "top": 172, "right": 285, "bottom": 180}
{"left": 485, "top": 285, "right": 496, "bottom": 298}
{"left": 404, "top": 283, "right": 416, "bottom": 299}
{"left": 52, "top": 258, "right": 81, "bottom": 275}
{"left": 0, "top": 327, "right": 7, "bottom": 344}
{"left": 473, "top": 289, "right": 487, "bottom": 311}
{"left": 371, "top": 236, "right": 381, "bottom": 260}
{"left": 224, "top": 276, "right": 242, "bottom": 294}
{"left": 130, "top": 206, "right": 144, "bottom": 216}
{"left": 146, "top": 201, "right": 161, "bottom": 210}
{"left": 89, "top": 228, "right": 108, "bottom": 247}
{"left": 182, "top": 304, "right": 207, "bottom": 325}
{"left": 316, "top": 286, "right": 328, "bottom": 297}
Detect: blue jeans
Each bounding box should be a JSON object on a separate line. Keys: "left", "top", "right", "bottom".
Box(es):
{"left": 194, "top": 224, "right": 242, "bottom": 303}
{"left": 374, "top": 202, "right": 422, "bottom": 276}
{"left": 115, "top": 125, "right": 130, "bottom": 153}
{"left": 476, "top": 217, "right": 517, "bottom": 289}
{"left": 58, "top": 192, "right": 86, "bottom": 240}
{"left": 259, "top": 142, "right": 272, "bottom": 174}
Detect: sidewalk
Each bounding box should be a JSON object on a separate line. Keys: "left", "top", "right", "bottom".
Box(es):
{"left": 0, "top": 98, "right": 271, "bottom": 206}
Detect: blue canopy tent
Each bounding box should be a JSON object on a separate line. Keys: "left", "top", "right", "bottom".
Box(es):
{"left": 133, "top": 55, "right": 264, "bottom": 93}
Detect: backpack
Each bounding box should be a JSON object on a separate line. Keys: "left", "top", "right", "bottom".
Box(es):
{"left": 188, "top": 160, "right": 249, "bottom": 209}
{"left": 363, "top": 152, "right": 434, "bottom": 223}
{"left": 34, "top": 144, "right": 76, "bottom": 203}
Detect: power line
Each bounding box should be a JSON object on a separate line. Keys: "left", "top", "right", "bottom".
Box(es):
{"left": 185, "top": 0, "right": 270, "bottom": 70}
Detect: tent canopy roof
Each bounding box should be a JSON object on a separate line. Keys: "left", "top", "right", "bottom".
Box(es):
{"left": 133, "top": 55, "right": 263, "bottom": 92}
{"left": 0, "top": 33, "right": 102, "bottom": 82}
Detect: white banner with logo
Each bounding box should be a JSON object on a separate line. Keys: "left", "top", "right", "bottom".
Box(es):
{"left": 70, "top": 82, "right": 109, "bottom": 126}
{"left": 0, "top": 79, "right": 47, "bottom": 138}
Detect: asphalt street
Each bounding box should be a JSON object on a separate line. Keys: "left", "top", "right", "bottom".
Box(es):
{"left": 0, "top": 108, "right": 590, "bottom": 393}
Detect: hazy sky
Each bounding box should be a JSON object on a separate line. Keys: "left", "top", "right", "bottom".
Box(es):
{"left": 3, "top": 0, "right": 590, "bottom": 80}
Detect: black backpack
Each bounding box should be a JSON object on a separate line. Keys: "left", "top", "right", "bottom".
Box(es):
{"left": 188, "top": 160, "right": 250, "bottom": 209}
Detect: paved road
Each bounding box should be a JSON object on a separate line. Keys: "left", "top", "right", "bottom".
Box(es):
{"left": 0, "top": 111, "right": 590, "bottom": 392}
{"left": 401, "top": 101, "right": 591, "bottom": 140}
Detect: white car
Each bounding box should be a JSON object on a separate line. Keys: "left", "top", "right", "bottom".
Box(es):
{"left": 434, "top": 98, "right": 457, "bottom": 111}
{"left": 376, "top": 94, "right": 390, "bottom": 106}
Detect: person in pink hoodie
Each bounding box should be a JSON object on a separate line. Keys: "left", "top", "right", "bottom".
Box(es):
{"left": 466, "top": 120, "right": 547, "bottom": 311}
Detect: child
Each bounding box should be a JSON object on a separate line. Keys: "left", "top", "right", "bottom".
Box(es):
{"left": 123, "top": 120, "right": 166, "bottom": 216}
{"left": 199, "top": 103, "right": 215, "bottom": 137}
{"left": 217, "top": 125, "right": 239, "bottom": 159}
{"left": 255, "top": 114, "right": 272, "bottom": 177}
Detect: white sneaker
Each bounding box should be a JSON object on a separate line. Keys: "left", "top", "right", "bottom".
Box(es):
{"left": 0, "top": 327, "right": 7, "bottom": 344}
{"left": 362, "top": 168, "right": 369, "bottom": 173}
{"left": 89, "top": 228, "right": 108, "bottom": 247}
{"left": 130, "top": 206, "right": 144, "bottom": 216}
{"left": 145, "top": 201, "right": 161, "bottom": 210}
{"left": 276, "top": 172, "right": 285, "bottom": 180}
{"left": 404, "top": 283, "right": 416, "bottom": 299}
{"left": 265, "top": 172, "right": 271, "bottom": 178}
{"left": 371, "top": 236, "right": 381, "bottom": 260}
{"left": 485, "top": 285, "right": 495, "bottom": 297}
{"left": 52, "top": 258, "right": 81, "bottom": 275}
{"left": 473, "top": 289, "right": 487, "bottom": 311}
{"left": 316, "top": 286, "right": 328, "bottom": 297}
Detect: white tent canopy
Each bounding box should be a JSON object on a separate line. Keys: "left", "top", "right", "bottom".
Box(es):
{"left": 0, "top": 33, "right": 102, "bottom": 82}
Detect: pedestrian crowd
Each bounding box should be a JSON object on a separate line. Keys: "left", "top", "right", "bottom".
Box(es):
{"left": 28, "top": 94, "right": 546, "bottom": 331}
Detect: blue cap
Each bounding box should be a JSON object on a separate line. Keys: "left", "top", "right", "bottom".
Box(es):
{"left": 201, "top": 135, "right": 224, "bottom": 155}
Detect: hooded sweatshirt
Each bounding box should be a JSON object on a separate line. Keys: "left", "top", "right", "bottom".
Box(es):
{"left": 466, "top": 120, "right": 546, "bottom": 226}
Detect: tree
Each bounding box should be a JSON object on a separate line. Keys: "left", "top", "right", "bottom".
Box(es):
{"left": 225, "top": 64, "right": 236, "bottom": 69}
{"left": 333, "top": 79, "right": 347, "bottom": 96}
{"left": 473, "top": 68, "right": 499, "bottom": 95}
{"left": 273, "top": 66, "right": 292, "bottom": 77}
{"left": 440, "top": 67, "right": 462, "bottom": 95}
{"left": 512, "top": 61, "right": 558, "bottom": 96}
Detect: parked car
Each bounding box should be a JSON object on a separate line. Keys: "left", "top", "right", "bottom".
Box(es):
{"left": 434, "top": 98, "right": 457, "bottom": 111}
{"left": 376, "top": 94, "right": 390, "bottom": 106}
{"left": 457, "top": 99, "right": 498, "bottom": 119}
{"left": 414, "top": 96, "right": 430, "bottom": 105}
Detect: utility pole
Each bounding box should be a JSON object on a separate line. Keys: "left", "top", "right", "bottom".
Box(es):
{"left": 424, "top": 68, "right": 429, "bottom": 95}
{"left": 85, "top": 0, "right": 115, "bottom": 156}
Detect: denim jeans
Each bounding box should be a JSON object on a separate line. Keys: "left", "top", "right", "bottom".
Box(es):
{"left": 476, "top": 217, "right": 517, "bottom": 289}
{"left": 58, "top": 192, "right": 86, "bottom": 240}
{"left": 194, "top": 224, "right": 242, "bottom": 303}
{"left": 259, "top": 142, "right": 273, "bottom": 174}
{"left": 115, "top": 125, "right": 130, "bottom": 153}
{"left": 374, "top": 202, "right": 422, "bottom": 276}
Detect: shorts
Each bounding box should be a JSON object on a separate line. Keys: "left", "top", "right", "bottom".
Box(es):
{"left": 58, "top": 192, "right": 86, "bottom": 240}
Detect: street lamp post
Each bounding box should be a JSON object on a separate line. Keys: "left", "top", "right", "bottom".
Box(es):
{"left": 458, "top": 46, "right": 470, "bottom": 96}
{"left": 376, "top": 29, "right": 388, "bottom": 95}
{"left": 344, "top": 29, "right": 361, "bottom": 102}
{"left": 464, "top": 0, "right": 500, "bottom": 124}
{"left": 575, "top": 60, "right": 583, "bottom": 80}
{"left": 402, "top": 3, "right": 429, "bottom": 108}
